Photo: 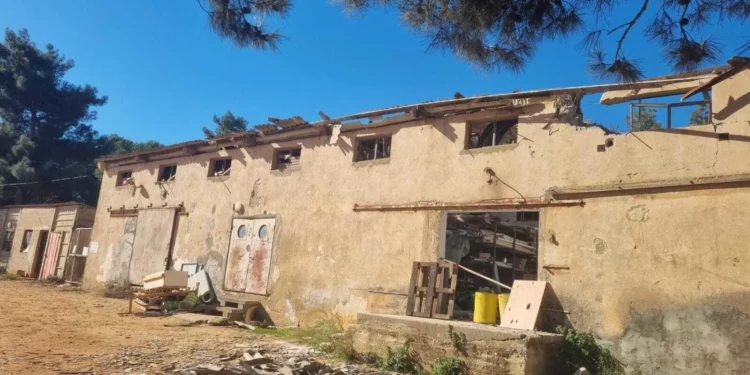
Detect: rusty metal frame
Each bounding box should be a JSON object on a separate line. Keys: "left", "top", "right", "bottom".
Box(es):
{"left": 629, "top": 100, "right": 710, "bottom": 129}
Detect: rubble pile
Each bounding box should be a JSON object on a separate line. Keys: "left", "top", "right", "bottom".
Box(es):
{"left": 102, "top": 339, "right": 390, "bottom": 375}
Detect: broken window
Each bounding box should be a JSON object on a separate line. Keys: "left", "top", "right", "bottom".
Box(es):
{"left": 2, "top": 229, "right": 14, "bottom": 253}
{"left": 20, "top": 230, "right": 32, "bottom": 252}
{"left": 444, "top": 212, "right": 539, "bottom": 319}
{"left": 274, "top": 148, "right": 302, "bottom": 170}
{"left": 116, "top": 171, "right": 133, "bottom": 186}
{"left": 467, "top": 118, "right": 518, "bottom": 149}
{"left": 355, "top": 136, "right": 391, "bottom": 162}
{"left": 158, "top": 165, "right": 177, "bottom": 182}
{"left": 209, "top": 158, "right": 232, "bottom": 177}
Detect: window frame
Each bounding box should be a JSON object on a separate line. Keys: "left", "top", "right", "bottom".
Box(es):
{"left": 273, "top": 147, "right": 302, "bottom": 171}
{"left": 115, "top": 170, "right": 133, "bottom": 186}
{"left": 466, "top": 118, "right": 519, "bottom": 150}
{"left": 1, "top": 229, "right": 14, "bottom": 253}
{"left": 20, "top": 230, "right": 33, "bottom": 252}
{"left": 208, "top": 158, "right": 232, "bottom": 177}
{"left": 354, "top": 135, "right": 392, "bottom": 162}
{"left": 516, "top": 211, "right": 540, "bottom": 222}
{"left": 158, "top": 165, "right": 178, "bottom": 182}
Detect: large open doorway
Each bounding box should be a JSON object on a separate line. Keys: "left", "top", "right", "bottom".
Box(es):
{"left": 30, "top": 230, "right": 49, "bottom": 279}
{"left": 443, "top": 211, "right": 539, "bottom": 317}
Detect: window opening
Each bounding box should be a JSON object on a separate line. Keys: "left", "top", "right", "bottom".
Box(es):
{"left": 158, "top": 165, "right": 177, "bottom": 182}
{"left": 258, "top": 225, "right": 269, "bottom": 240}
{"left": 237, "top": 225, "right": 247, "bottom": 239}
{"left": 116, "top": 171, "right": 133, "bottom": 186}
{"left": 444, "top": 211, "right": 539, "bottom": 320}
{"left": 20, "top": 230, "right": 33, "bottom": 252}
{"left": 210, "top": 158, "right": 232, "bottom": 177}
{"left": 468, "top": 119, "right": 518, "bottom": 149}
{"left": 356, "top": 136, "right": 391, "bottom": 161}
{"left": 275, "top": 148, "right": 302, "bottom": 170}
{"left": 1, "top": 228, "right": 14, "bottom": 253}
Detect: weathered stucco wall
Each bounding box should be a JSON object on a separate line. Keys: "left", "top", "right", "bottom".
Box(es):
{"left": 7, "top": 207, "right": 56, "bottom": 274}
{"left": 86, "top": 74, "right": 750, "bottom": 373}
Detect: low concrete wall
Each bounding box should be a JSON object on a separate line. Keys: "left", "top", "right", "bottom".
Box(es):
{"left": 352, "top": 313, "right": 562, "bottom": 375}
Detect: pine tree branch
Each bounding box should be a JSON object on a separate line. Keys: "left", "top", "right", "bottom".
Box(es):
{"left": 614, "top": 0, "right": 650, "bottom": 59}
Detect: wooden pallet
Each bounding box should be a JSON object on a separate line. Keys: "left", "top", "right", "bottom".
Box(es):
{"left": 126, "top": 286, "right": 196, "bottom": 314}
{"left": 406, "top": 261, "right": 458, "bottom": 320}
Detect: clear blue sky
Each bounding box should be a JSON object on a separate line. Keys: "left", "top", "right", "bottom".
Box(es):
{"left": 0, "top": 1, "right": 746, "bottom": 143}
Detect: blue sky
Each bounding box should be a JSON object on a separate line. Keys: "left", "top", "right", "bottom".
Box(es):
{"left": 0, "top": 1, "right": 746, "bottom": 144}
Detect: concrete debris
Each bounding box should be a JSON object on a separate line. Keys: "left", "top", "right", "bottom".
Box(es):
{"left": 233, "top": 321, "right": 257, "bottom": 330}
{"left": 86, "top": 335, "right": 378, "bottom": 375}
{"left": 208, "top": 317, "right": 231, "bottom": 326}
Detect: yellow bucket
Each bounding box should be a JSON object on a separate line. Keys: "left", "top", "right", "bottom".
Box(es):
{"left": 497, "top": 293, "right": 510, "bottom": 321}
{"left": 473, "top": 292, "right": 498, "bottom": 324}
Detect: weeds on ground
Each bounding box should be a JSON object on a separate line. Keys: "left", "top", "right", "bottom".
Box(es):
{"left": 362, "top": 352, "right": 381, "bottom": 366}
{"left": 375, "top": 341, "right": 466, "bottom": 375}
{"left": 380, "top": 341, "right": 422, "bottom": 375}
{"left": 1, "top": 272, "right": 17, "bottom": 281}
{"left": 429, "top": 357, "right": 467, "bottom": 375}
{"left": 251, "top": 315, "right": 356, "bottom": 360}
{"left": 447, "top": 325, "right": 468, "bottom": 356}
{"left": 45, "top": 275, "right": 65, "bottom": 284}
{"left": 557, "top": 326, "right": 638, "bottom": 375}
{"left": 97, "top": 281, "right": 129, "bottom": 298}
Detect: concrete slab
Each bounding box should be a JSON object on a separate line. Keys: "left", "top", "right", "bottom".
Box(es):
{"left": 353, "top": 313, "right": 562, "bottom": 375}
{"left": 172, "top": 312, "right": 214, "bottom": 323}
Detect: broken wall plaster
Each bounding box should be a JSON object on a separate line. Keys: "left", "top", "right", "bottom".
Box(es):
{"left": 627, "top": 205, "right": 650, "bottom": 222}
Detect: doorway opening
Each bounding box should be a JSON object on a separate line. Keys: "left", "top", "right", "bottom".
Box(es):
{"left": 30, "top": 230, "right": 49, "bottom": 279}
{"left": 443, "top": 211, "right": 539, "bottom": 317}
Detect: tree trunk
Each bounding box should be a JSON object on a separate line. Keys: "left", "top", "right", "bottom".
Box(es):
{"left": 14, "top": 186, "right": 23, "bottom": 205}
{"left": 29, "top": 110, "right": 38, "bottom": 138}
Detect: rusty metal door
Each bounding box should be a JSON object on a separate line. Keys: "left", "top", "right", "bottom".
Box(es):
{"left": 129, "top": 208, "right": 176, "bottom": 285}
{"left": 245, "top": 218, "right": 275, "bottom": 295}
{"left": 224, "top": 219, "right": 254, "bottom": 292}
{"left": 39, "top": 232, "right": 63, "bottom": 279}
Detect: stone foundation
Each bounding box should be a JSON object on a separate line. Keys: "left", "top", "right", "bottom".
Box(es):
{"left": 351, "top": 313, "right": 563, "bottom": 375}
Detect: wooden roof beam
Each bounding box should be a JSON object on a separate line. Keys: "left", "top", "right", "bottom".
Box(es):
{"left": 599, "top": 77, "right": 712, "bottom": 105}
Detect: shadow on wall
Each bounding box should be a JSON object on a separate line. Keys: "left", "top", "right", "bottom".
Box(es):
{"left": 541, "top": 284, "right": 571, "bottom": 332}
{"left": 714, "top": 91, "right": 750, "bottom": 121}
{"left": 618, "top": 302, "right": 750, "bottom": 375}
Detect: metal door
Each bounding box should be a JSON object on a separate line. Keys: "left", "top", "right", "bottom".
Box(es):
{"left": 224, "top": 219, "right": 254, "bottom": 292}
{"left": 245, "top": 218, "right": 275, "bottom": 295}
{"left": 39, "top": 232, "right": 63, "bottom": 279}
{"left": 129, "top": 208, "right": 176, "bottom": 285}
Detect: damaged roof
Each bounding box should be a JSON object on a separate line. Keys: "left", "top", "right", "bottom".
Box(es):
{"left": 99, "top": 60, "right": 739, "bottom": 167}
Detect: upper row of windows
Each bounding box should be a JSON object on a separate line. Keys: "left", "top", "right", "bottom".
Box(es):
{"left": 115, "top": 119, "right": 518, "bottom": 187}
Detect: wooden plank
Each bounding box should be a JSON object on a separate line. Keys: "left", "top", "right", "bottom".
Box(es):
{"left": 405, "top": 262, "right": 419, "bottom": 316}
{"left": 599, "top": 77, "right": 709, "bottom": 105}
{"left": 500, "top": 280, "right": 547, "bottom": 330}
{"left": 254, "top": 124, "right": 278, "bottom": 133}
{"left": 442, "top": 258, "right": 512, "bottom": 290}
{"left": 129, "top": 209, "right": 176, "bottom": 285}
{"left": 422, "top": 264, "right": 438, "bottom": 317}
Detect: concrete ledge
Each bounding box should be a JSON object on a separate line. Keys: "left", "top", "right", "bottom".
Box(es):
{"left": 352, "top": 313, "right": 562, "bottom": 375}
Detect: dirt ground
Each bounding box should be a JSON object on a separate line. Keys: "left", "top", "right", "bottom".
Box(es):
{"left": 0, "top": 280, "right": 343, "bottom": 375}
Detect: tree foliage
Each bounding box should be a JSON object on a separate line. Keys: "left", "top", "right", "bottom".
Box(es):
{"left": 625, "top": 107, "right": 662, "bottom": 131}
{"left": 201, "top": 0, "right": 292, "bottom": 50}
{"left": 103, "top": 134, "right": 163, "bottom": 156}
{"left": 202, "top": 110, "right": 249, "bottom": 138}
{"left": 0, "top": 29, "right": 160, "bottom": 205}
{"left": 200, "top": 0, "right": 750, "bottom": 82}
{"left": 689, "top": 103, "right": 710, "bottom": 124}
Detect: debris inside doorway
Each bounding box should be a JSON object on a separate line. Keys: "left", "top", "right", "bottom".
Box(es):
{"left": 445, "top": 212, "right": 539, "bottom": 316}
